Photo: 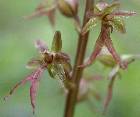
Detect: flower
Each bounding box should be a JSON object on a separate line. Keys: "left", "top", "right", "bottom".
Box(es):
{"left": 25, "top": 0, "right": 79, "bottom": 26}
{"left": 4, "top": 31, "right": 72, "bottom": 114}
{"left": 97, "top": 47, "right": 140, "bottom": 114}
{"left": 79, "top": 1, "right": 136, "bottom": 69}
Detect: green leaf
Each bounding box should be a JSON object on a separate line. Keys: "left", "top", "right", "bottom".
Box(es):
{"left": 51, "top": 31, "right": 62, "bottom": 52}
{"left": 102, "top": 2, "right": 120, "bottom": 17}
{"left": 82, "top": 17, "right": 98, "bottom": 35}
{"left": 111, "top": 17, "right": 126, "bottom": 33}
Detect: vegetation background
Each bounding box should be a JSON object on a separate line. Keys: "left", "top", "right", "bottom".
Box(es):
{"left": 0, "top": 0, "right": 140, "bottom": 117}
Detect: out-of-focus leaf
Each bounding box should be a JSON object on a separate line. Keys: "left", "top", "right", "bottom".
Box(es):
{"left": 51, "top": 31, "right": 62, "bottom": 52}
{"left": 82, "top": 17, "right": 98, "bottom": 35}
{"left": 111, "top": 17, "right": 126, "bottom": 33}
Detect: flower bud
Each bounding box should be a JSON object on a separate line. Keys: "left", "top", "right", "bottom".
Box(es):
{"left": 58, "top": 0, "right": 78, "bottom": 17}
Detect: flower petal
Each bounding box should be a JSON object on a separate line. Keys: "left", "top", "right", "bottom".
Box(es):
{"left": 79, "top": 37, "right": 104, "bottom": 68}
{"left": 111, "top": 17, "right": 126, "bottom": 33}
{"left": 104, "top": 38, "right": 127, "bottom": 69}
{"left": 30, "top": 80, "right": 39, "bottom": 114}
{"left": 113, "top": 11, "right": 136, "bottom": 17}
{"left": 4, "top": 67, "right": 44, "bottom": 114}
{"left": 102, "top": 2, "right": 120, "bottom": 17}
{"left": 35, "top": 40, "right": 48, "bottom": 53}
{"left": 26, "top": 58, "right": 42, "bottom": 69}
{"left": 51, "top": 31, "right": 62, "bottom": 52}
{"left": 103, "top": 76, "right": 116, "bottom": 114}
{"left": 82, "top": 17, "right": 98, "bottom": 35}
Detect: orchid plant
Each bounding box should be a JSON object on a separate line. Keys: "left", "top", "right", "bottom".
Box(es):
{"left": 4, "top": 0, "right": 138, "bottom": 117}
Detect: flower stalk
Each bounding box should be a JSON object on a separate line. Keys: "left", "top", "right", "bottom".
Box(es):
{"left": 64, "top": 0, "right": 94, "bottom": 117}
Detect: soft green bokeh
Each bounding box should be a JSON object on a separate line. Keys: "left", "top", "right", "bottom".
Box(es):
{"left": 0, "top": 0, "right": 140, "bottom": 117}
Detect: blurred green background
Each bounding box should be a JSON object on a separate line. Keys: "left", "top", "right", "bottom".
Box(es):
{"left": 0, "top": 0, "right": 140, "bottom": 117}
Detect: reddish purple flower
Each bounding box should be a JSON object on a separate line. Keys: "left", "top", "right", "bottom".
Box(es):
{"left": 25, "top": 0, "right": 79, "bottom": 27}
{"left": 97, "top": 49, "right": 140, "bottom": 114}
{"left": 4, "top": 31, "right": 72, "bottom": 114}
{"left": 80, "top": 1, "right": 136, "bottom": 69}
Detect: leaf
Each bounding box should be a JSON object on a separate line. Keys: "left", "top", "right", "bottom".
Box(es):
{"left": 111, "top": 17, "right": 126, "bottom": 33}
{"left": 51, "top": 31, "right": 62, "bottom": 52}
{"left": 82, "top": 17, "right": 98, "bottom": 35}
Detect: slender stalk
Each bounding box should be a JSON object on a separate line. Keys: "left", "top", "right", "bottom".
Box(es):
{"left": 64, "top": 0, "right": 94, "bottom": 117}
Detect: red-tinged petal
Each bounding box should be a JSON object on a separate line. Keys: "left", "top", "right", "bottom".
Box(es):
{"left": 4, "top": 67, "right": 44, "bottom": 114}
{"left": 104, "top": 38, "right": 127, "bottom": 69}
{"left": 113, "top": 11, "right": 136, "bottom": 17}
{"left": 35, "top": 40, "right": 48, "bottom": 53}
{"left": 24, "top": 3, "right": 47, "bottom": 19}
{"left": 30, "top": 80, "right": 39, "bottom": 114}
{"left": 47, "top": 8, "right": 56, "bottom": 26}
{"left": 79, "top": 37, "right": 104, "bottom": 68}
{"left": 103, "top": 76, "right": 116, "bottom": 114}
{"left": 4, "top": 78, "right": 29, "bottom": 100}
{"left": 102, "top": 2, "right": 120, "bottom": 17}
{"left": 26, "top": 58, "right": 42, "bottom": 69}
